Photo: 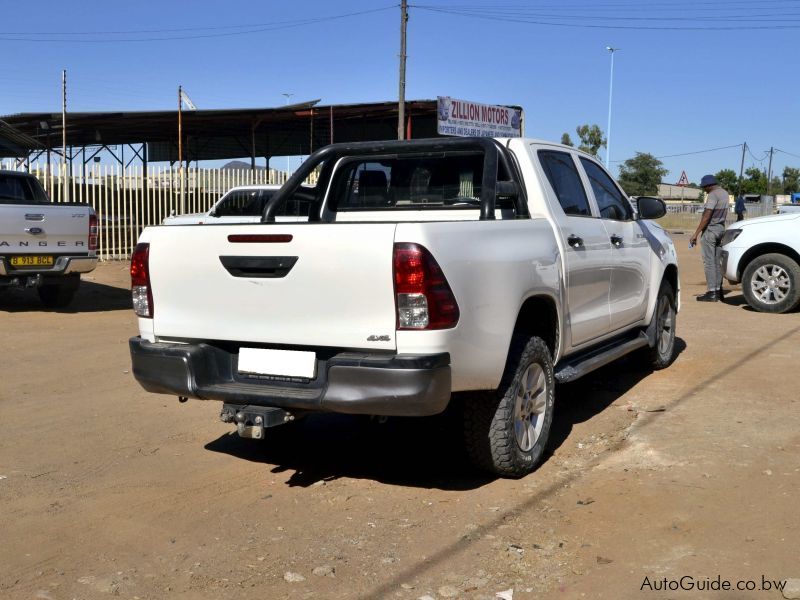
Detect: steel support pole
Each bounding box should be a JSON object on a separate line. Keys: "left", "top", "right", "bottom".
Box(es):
{"left": 398, "top": 0, "right": 408, "bottom": 140}
{"left": 178, "top": 85, "right": 184, "bottom": 214}
{"left": 62, "top": 69, "right": 68, "bottom": 202}
{"left": 605, "top": 47, "right": 618, "bottom": 169}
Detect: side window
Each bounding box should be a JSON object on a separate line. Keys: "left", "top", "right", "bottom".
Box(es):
{"left": 537, "top": 150, "right": 592, "bottom": 217}
{"left": 580, "top": 158, "right": 633, "bottom": 221}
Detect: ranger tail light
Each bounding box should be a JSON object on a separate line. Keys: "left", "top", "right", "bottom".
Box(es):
{"left": 88, "top": 213, "right": 98, "bottom": 251}
{"left": 130, "top": 242, "right": 153, "bottom": 318}
{"left": 393, "top": 242, "right": 459, "bottom": 330}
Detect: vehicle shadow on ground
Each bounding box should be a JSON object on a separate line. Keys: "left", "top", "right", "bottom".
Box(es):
{"left": 205, "top": 338, "right": 687, "bottom": 490}
{"left": 548, "top": 337, "right": 687, "bottom": 452}
{"left": 721, "top": 293, "right": 756, "bottom": 310}
{"left": 0, "top": 280, "right": 131, "bottom": 313}
{"left": 205, "top": 408, "right": 494, "bottom": 491}
{"left": 721, "top": 293, "right": 800, "bottom": 312}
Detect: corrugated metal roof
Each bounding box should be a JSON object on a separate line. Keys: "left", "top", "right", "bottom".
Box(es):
{"left": 0, "top": 119, "right": 44, "bottom": 158}
{"left": 0, "top": 100, "right": 442, "bottom": 162}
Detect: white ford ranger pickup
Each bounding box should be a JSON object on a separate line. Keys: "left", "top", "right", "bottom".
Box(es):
{"left": 721, "top": 212, "right": 800, "bottom": 313}
{"left": 0, "top": 170, "right": 98, "bottom": 307}
{"left": 128, "top": 137, "right": 679, "bottom": 477}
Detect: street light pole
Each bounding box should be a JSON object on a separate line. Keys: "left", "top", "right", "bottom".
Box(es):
{"left": 605, "top": 46, "right": 619, "bottom": 169}
{"left": 282, "top": 93, "right": 294, "bottom": 181}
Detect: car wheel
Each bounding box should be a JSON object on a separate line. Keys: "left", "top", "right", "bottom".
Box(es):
{"left": 742, "top": 253, "right": 800, "bottom": 314}
{"left": 645, "top": 281, "right": 677, "bottom": 369}
{"left": 464, "top": 335, "right": 554, "bottom": 478}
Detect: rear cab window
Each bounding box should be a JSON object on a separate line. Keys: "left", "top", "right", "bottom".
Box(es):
{"left": 265, "top": 138, "right": 526, "bottom": 223}
{"left": 330, "top": 153, "right": 493, "bottom": 211}
{"left": 0, "top": 173, "right": 49, "bottom": 204}
{"left": 326, "top": 152, "right": 517, "bottom": 217}
{"left": 214, "top": 188, "right": 313, "bottom": 219}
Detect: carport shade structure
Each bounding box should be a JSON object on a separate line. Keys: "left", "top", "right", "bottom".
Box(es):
{"left": 0, "top": 100, "right": 445, "bottom": 168}
{"left": 0, "top": 119, "right": 44, "bottom": 158}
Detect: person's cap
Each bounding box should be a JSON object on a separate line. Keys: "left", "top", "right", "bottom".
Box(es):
{"left": 699, "top": 174, "right": 718, "bottom": 187}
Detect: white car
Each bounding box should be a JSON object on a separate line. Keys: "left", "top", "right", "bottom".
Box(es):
{"left": 778, "top": 203, "right": 800, "bottom": 214}
{"left": 163, "top": 185, "right": 312, "bottom": 225}
{"left": 722, "top": 213, "right": 800, "bottom": 313}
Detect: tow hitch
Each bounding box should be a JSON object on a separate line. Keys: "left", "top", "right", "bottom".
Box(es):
{"left": 220, "top": 403, "right": 294, "bottom": 439}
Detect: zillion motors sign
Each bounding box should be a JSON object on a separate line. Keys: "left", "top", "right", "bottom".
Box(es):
{"left": 437, "top": 96, "right": 523, "bottom": 138}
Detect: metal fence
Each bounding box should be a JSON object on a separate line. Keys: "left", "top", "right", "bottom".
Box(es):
{"left": 657, "top": 200, "right": 774, "bottom": 231}
{"left": 2, "top": 161, "right": 782, "bottom": 260}
{"left": 7, "top": 162, "right": 292, "bottom": 260}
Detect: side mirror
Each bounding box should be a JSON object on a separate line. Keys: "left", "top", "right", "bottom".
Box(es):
{"left": 496, "top": 181, "right": 519, "bottom": 201}
{"left": 636, "top": 196, "right": 666, "bottom": 220}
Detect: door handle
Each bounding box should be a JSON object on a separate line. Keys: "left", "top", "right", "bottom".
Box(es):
{"left": 219, "top": 255, "right": 298, "bottom": 278}
{"left": 567, "top": 234, "right": 584, "bottom": 249}
{"left": 610, "top": 234, "right": 623, "bottom": 247}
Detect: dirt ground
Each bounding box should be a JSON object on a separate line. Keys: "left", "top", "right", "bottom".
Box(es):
{"left": 1, "top": 236, "right": 799, "bottom": 600}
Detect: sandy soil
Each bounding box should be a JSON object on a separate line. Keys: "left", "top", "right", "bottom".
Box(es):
{"left": 1, "top": 237, "right": 799, "bottom": 600}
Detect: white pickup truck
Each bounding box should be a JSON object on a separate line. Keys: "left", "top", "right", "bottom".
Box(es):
{"left": 0, "top": 170, "right": 98, "bottom": 307}
{"left": 721, "top": 212, "right": 800, "bottom": 313}
{"left": 129, "top": 137, "right": 680, "bottom": 477}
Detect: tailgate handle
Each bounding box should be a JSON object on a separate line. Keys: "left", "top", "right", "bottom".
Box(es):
{"left": 219, "top": 256, "right": 298, "bottom": 278}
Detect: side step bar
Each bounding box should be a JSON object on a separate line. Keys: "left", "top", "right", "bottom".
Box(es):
{"left": 554, "top": 332, "right": 649, "bottom": 383}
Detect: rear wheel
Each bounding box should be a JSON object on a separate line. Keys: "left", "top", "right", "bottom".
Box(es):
{"left": 742, "top": 253, "right": 800, "bottom": 314}
{"left": 464, "top": 336, "right": 554, "bottom": 478}
{"left": 38, "top": 276, "right": 80, "bottom": 308}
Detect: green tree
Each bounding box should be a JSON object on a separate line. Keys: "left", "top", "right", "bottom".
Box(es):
{"left": 575, "top": 124, "right": 606, "bottom": 156}
{"left": 617, "top": 152, "right": 669, "bottom": 196}
{"left": 769, "top": 176, "right": 784, "bottom": 195}
{"left": 782, "top": 167, "right": 800, "bottom": 193}
{"left": 742, "top": 167, "right": 767, "bottom": 195}
{"left": 560, "top": 132, "right": 574, "bottom": 147}
{"left": 714, "top": 169, "right": 739, "bottom": 194}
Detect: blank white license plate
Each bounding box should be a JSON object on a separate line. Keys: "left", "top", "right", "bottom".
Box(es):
{"left": 238, "top": 348, "right": 316, "bottom": 378}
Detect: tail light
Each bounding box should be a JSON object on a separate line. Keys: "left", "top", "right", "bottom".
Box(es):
{"left": 130, "top": 242, "right": 153, "bottom": 318}
{"left": 88, "top": 213, "right": 98, "bottom": 251}
{"left": 393, "top": 242, "right": 459, "bottom": 330}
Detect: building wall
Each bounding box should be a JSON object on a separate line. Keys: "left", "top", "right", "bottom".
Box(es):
{"left": 658, "top": 184, "right": 702, "bottom": 200}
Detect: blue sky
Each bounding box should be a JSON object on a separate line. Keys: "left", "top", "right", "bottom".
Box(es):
{"left": 2, "top": 0, "right": 799, "bottom": 183}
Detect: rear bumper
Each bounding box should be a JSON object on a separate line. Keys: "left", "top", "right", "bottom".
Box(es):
{"left": 129, "top": 337, "right": 451, "bottom": 417}
{"left": 0, "top": 255, "right": 98, "bottom": 277}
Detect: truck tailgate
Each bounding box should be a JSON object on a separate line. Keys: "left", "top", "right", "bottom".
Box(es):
{"left": 0, "top": 204, "right": 90, "bottom": 252}
{"left": 144, "top": 223, "right": 398, "bottom": 351}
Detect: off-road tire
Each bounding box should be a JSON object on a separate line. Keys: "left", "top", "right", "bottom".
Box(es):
{"left": 741, "top": 253, "right": 800, "bottom": 314}
{"left": 464, "top": 335, "right": 554, "bottom": 478}
{"left": 38, "top": 276, "right": 80, "bottom": 309}
{"left": 644, "top": 280, "right": 677, "bottom": 369}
